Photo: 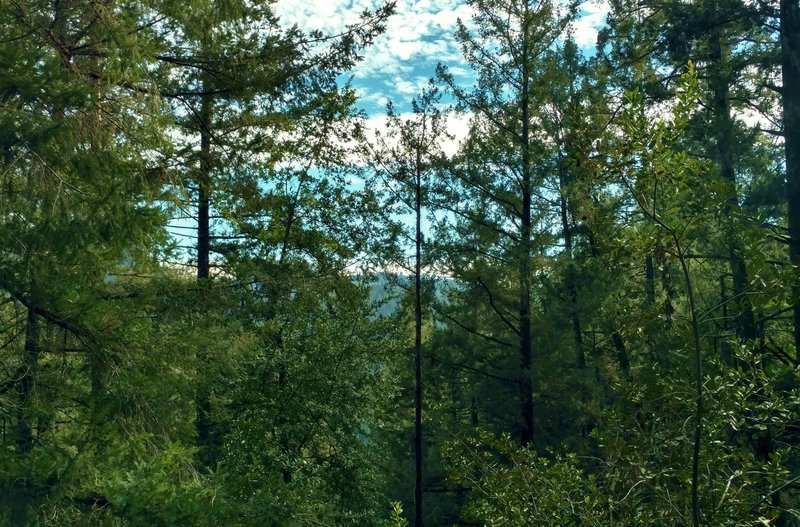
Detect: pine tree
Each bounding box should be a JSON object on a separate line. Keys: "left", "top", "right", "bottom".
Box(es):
{"left": 0, "top": 0, "right": 173, "bottom": 522}
{"left": 367, "top": 81, "right": 450, "bottom": 527}
{"left": 436, "top": 0, "right": 576, "bottom": 446}
{"left": 150, "top": 0, "right": 395, "bottom": 466}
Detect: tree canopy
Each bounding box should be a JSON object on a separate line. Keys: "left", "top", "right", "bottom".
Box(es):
{"left": 1, "top": 1, "right": 799, "bottom": 526}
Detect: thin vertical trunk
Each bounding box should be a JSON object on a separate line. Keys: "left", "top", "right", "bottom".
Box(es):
{"left": 11, "top": 309, "right": 40, "bottom": 526}
{"left": 779, "top": 4, "right": 800, "bottom": 525}
{"left": 470, "top": 395, "right": 479, "bottom": 426}
{"left": 660, "top": 255, "right": 675, "bottom": 329}
{"left": 719, "top": 275, "right": 729, "bottom": 330}
{"left": 559, "top": 173, "right": 584, "bottom": 369}
{"left": 645, "top": 256, "right": 655, "bottom": 306}
{"left": 611, "top": 331, "right": 630, "bottom": 376}
{"left": 15, "top": 309, "right": 40, "bottom": 450}
{"left": 781, "top": 0, "right": 800, "bottom": 364}
{"left": 195, "top": 88, "right": 213, "bottom": 466}
{"left": 518, "top": 12, "right": 534, "bottom": 447}
{"left": 674, "top": 244, "right": 703, "bottom": 527}
{"left": 414, "top": 147, "right": 424, "bottom": 527}
{"left": 708, "top": 14, "right": 757, "bottom": 347}
{"left": 719, "top": 274, "right": 735, "bottom": 365}
{"left": 197, "top": 94, "right": 211, "bottom": 282}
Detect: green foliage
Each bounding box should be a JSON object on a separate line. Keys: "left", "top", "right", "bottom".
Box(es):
{"left": 1, "top": 1, "right": 798, "bottom": 526}
{"left": 444, "top": 431, "right": 603, "bottom": 526}
{"left": 217, "top": 277, "right": 404, "bottom": 526}
{"left": 386, "top": 502, "right": 409, "bottom": 527}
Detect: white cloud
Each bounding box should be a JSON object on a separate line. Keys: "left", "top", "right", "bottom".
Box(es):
{"left": 390, "top": 76, "right": 432, "bottom": 96}
{"left": 439, "top": 112, "right": 471, "bottom": 158}
{"left": 273, "top": 0, "right": 471, "bottom": 84}
{"left": 359, "top": 110, "right": 471, "bottom": 159}
{"left": 272, "top": 1, "right": 610, "bottom": 115}
{"left": 355, "top": 87, "right": 390, "bottom": 109}
{"left": 572, "top": 0, "right": 610, "bottom": 48}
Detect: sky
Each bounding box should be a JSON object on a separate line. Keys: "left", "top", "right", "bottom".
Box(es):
{"left": 273, "top": 0, "right": 611, "bottom": 118}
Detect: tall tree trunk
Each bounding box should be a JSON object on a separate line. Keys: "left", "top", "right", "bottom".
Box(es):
{"left": 779, "top": 4, "right": 800, "bottom": 525}
{"left": 674, "top": 246, "right": 703, "bottom": 527}
{"left": 16, "top": 306, "right": 40, "bottom": 451}
{"left": 611, "top": 331, "right": 630, "bottom": 376}
{"left": 559, "top": 173, "right": 585, "bottom": 369}
{"left": 195, "top": 89, "right": 213, "bottom": 466}
{"left": 518, "top": 13, "right": 534, "bottom": 447}
{"left": 11, "top": 308, "right": 40, "bottom": 526}
{"left": 197, "top": 95, "right": 211, "bottom": 282}
{"left": 645, "top": 256, "right": 655, "bottom": 306}
{"left": 708, "top": 13, "right": 757, "bottom": 351}
{"left": 414, "top": 147, "right": 424, "bottom": 527}
{"left": 470, "top": 395, "right": 479, "bottom": 427}
{"left": 781, "top": 0, "right": 800, "bottom": 364}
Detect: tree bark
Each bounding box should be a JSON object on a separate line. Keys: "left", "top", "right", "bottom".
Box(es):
{"left": 781, "top": 0, "right": 800, "bottom": 364}
{"left": 414, "top": 146, "right": 424, "bottom": 527}
{"left": 560, "top": 174, "right": 585, "bottom": 369}
{"left": 779, "top": 4, "right": 800, "bottom": 525}
{"left": 611, "top": 331, "right": 630, "bottom": 376}
{"left": 197, "top": 93, "right": 211, "bottom": 282}
{"left": 11, "top": 308, "right": 40, "bottom": 526}
{"left": 195, "top": 87, "right": 213, "bottom": 466}
{"left": 518, "top": 10, "right": 534, "bottom": 447}
{"left": 15, "top": 309, "right": 40, "bottom": 452}
{"left": 645, "top": 256, "right": 655, "bottom": 306}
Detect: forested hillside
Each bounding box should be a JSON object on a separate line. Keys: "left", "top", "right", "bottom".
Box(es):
{"left": 1, "top": 0, "right": 799, "bottom": 525}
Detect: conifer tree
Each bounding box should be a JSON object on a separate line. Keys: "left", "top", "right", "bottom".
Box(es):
{"left": 151, "top": 0, "right": 395, "bottom": 466}
{"left": 0, "top": 0, "right": 173, "bottom": 522}
{"left": 368, "top": 81, "right": 450, "bottom": 527}
{"left": 437, "top": 0, "right": 575, "bottom": 446}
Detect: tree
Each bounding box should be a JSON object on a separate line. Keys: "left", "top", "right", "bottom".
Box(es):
{"left": 0, "top": 0, "right": 172, "bottom": 522}
{"left": 0, "top": 1, "right": 403, "bottom": 524}
{"left": 780, "top": 0, "right": 800, "bottom": 363}
{"left": 368, "top": 81, "right": 450, "bottom": 527}
{"left": 150, "top": 0, "right": 395, "bottom": 466}
{"left": 436, "top": 0, "right": 575, "bottom": 448}
{"left": 615, "top": 62, "right": 707, "bottom": 526}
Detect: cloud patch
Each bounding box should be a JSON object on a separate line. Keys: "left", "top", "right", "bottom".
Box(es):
{"left": 273, "top": 1, "right": 609, "bottom": 114}
{"left": 274, "top": 0, "right": 472, "bottom": 111}
{"left": 572, "top": 0, "right": 610, "bottom": 48}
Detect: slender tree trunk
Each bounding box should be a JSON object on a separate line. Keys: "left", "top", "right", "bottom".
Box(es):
{"left": 611, "top": 331, "right": 630, "bottom": 376}
{"left": 779, "top": 4, "right": 800, "bottom": 525}
{"left": 16, "top": 307, "right": 40, "bottom": 451}
{"left": 197, "top": 97, "right": 211, "bottom": 282}
{"left": 659, "top": 249, "right": 675, "bottom": 329}
{"left": 674, "top": 243, "right": 703, "bottom": 527}
{"left": 708, "top": 17, "right": 757, "bottom": 350}
{"left": 11, "top": 309, "right": 40, "bottom": 526}
{"left": 470, "top": 395, "right": 479, "bottom": 426}
{"left": 645, "top": 256, "right": 655, "bottom": 306}
{"left": 518, "top": 15, "right": 534, "bottom": 447}
{"left": 559, "top": 173, "right": 584, "bottom": 369}
{"left": 196, "top": 89, "right": 213, "bottom": 466}
{"left": 781, "top": 0, "right": 800, "bottom": 364}
{"left": 414, "top": 148, "right": 424, "bottom": 527}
